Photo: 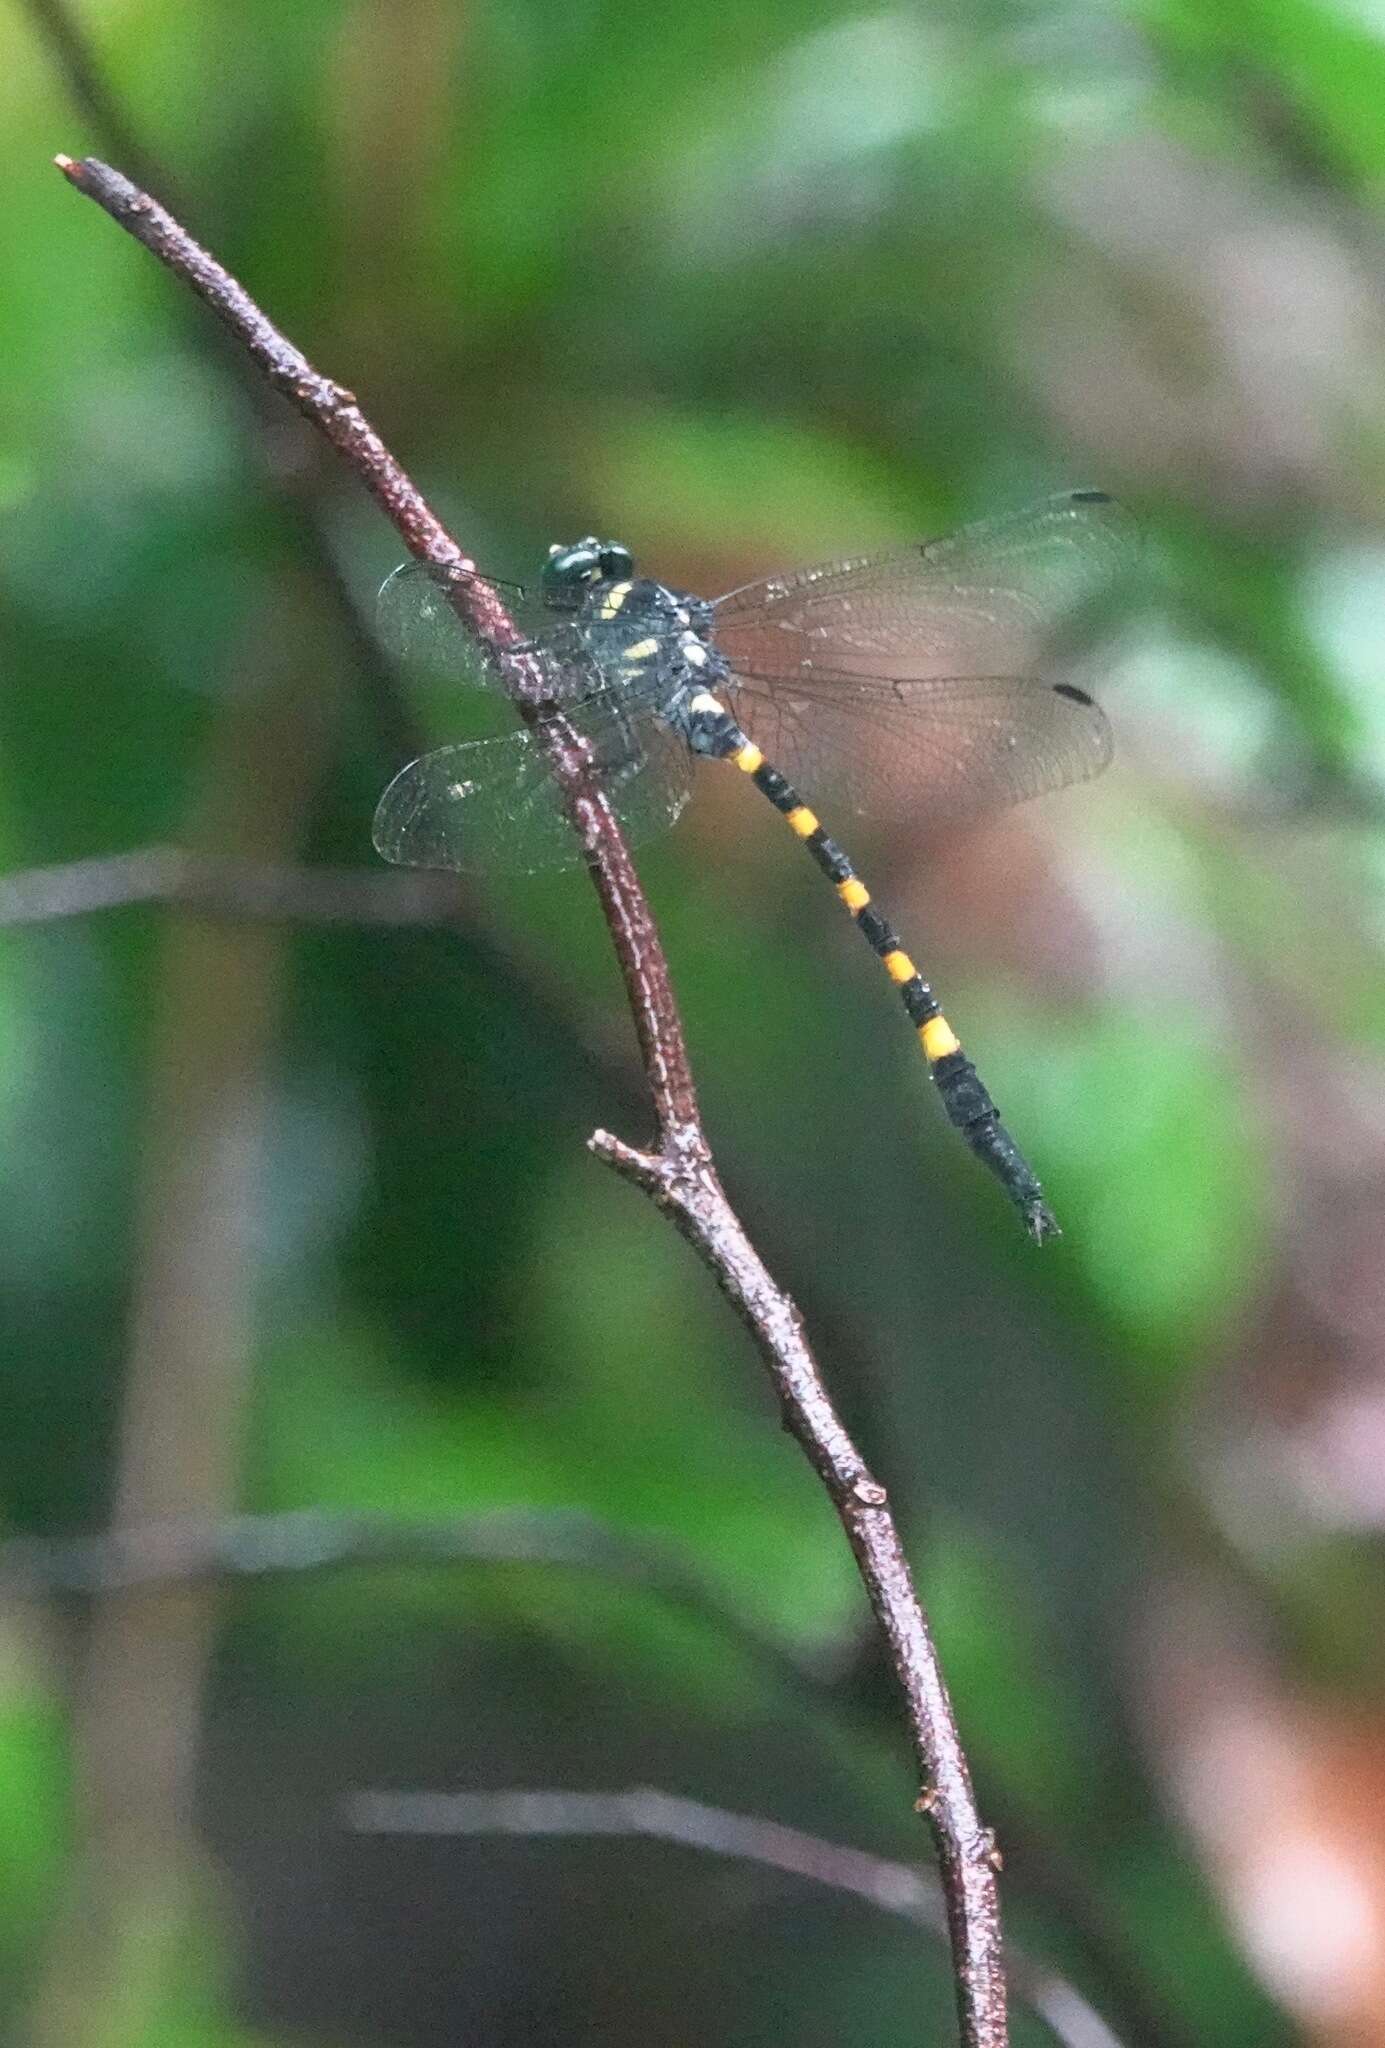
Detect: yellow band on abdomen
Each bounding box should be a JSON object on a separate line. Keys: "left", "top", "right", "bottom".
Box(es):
{"left": 837, "top": 878, "right": 870, "bottom": 912}
{"left": 920, "top": 1015, "right": 961, "bottom": 1061}
{"left": 882, "top": 949, "right": 918, "bottom": 985}
{"left": 733, "top": 742, "right": 764, "bottom": 775}
{"left": 785, "top": 805, "right": 820, "bottom": 837}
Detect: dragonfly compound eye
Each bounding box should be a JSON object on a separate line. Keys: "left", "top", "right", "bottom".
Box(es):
{"left": 598, "top": 543, "right": 635, "bottom": 582}
{"left": 542, "top": 538, "right": 635, "bottom": 609}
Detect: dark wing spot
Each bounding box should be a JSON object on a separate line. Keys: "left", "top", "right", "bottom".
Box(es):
{"left": 1068, "top": 488, "right": 1112, "bottom": 504}
{"left": 1052, "top": 682, "right": 1096, "bottom": 706}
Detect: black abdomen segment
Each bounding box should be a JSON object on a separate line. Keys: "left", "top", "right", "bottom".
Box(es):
{"left": 709, "top": 713, "right": 1058, "bottom": 1241}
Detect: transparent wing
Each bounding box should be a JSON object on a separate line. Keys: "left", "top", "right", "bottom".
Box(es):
{"left": 378, "top": 561, "right": 506, "bottom": 688}
{"left": 377, "top": 561, "right": 592, "bottom": 698}
{"left": 372, "top": 708, "right": 694, "bottom": 876}
{"left": 712, "top": 490, "right": 1138, "bottom": 686}
{"left": 727, "top": 670, "right": 1112, "bottom": 824}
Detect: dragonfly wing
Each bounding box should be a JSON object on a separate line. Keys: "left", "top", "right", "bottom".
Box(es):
{"left": 373, "top": 711, "right": 693, "bottom": 876}
{"left": 727, "top": 671, "right": 1113, "bottom": 824}
{"left": 713, "top": 490, "right": 1137, "bottom": 684}
{"left": 378, "top": 561, "right": 504, "bottom": 686}
{"left": 377, "top": 561, "right": 581, "bottom": 693}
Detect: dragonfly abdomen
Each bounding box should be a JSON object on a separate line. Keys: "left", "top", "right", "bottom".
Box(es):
{"left": 679, "top": 692, "right": 1059, "bottom": 1240}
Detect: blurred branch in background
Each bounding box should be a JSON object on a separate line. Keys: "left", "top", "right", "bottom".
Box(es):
{"left": 0, "top": 1506, "right": 1197, "bottom": 2048}
{"left": 22, "top": 0, "right": 155, "bottom": 192}
{"left": 0, "top": 1507, "right": 829, "bottom": 1705}
{"left": 54, "top": 153, "right": 1009, "bottom": 2047}
{"left": 26, "top": 579, "right": 341, "bottom": 2048}
{"left": 20, "top": 0, "right": 421, "bottom": 765}
{"left": 0, "top": 846, "right": 501, "bottom": 928}
{"left": 348, "top": 1786, "right": 1127, "bottom": 2048}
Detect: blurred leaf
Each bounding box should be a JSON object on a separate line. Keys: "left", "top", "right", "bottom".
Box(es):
{"left": 0, "top": 1632, "right": 67, "bottom": 1951}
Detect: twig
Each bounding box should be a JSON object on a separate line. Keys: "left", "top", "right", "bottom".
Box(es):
{"left": 57, "top": 153, "right": 1008, "bottom": 2045}
{"left": 349, "top": 1786, "right": 1123, "bottom": 2048}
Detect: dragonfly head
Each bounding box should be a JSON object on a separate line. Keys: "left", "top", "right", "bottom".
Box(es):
{"left": 543, "top": 537, "right": 636, "bottom": 611}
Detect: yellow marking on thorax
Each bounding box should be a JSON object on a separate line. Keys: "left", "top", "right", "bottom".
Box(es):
{"left": 836, "top": 878, "right": 870, "bottom": 912}
{"left": 920, "top": 1015, "right": 961, "bottom": 1061}
{"left": 785, "top": 805, "right": 820, "bottom": 838}
{"left": 597, "top": 581, "right": 633, "bottom": 619}
{"left": 623, "top": 636, "right": 658, "bottom": 660}
{"left": 733, "top": 741, "right": 764, "bottom": 774}
{"left": 882, "top": 949, "right": 917, "bottom": 984}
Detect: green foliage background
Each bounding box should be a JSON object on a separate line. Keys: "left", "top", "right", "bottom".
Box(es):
{"left": 4, "top": 0, "right": 1385, "bottom": 2042}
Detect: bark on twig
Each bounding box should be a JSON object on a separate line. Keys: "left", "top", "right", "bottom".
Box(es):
{"left": 57, "top": 152, "right": 1008, "bottom": 2046}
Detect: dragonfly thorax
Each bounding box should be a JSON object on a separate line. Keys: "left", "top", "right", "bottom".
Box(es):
{"left": 571, "top": 570, "right": 730, "bottom": 732}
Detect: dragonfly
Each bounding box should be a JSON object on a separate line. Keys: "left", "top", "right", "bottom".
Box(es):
{"left": 373, "top": 489, "right": 1135, "bottom": 1240}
